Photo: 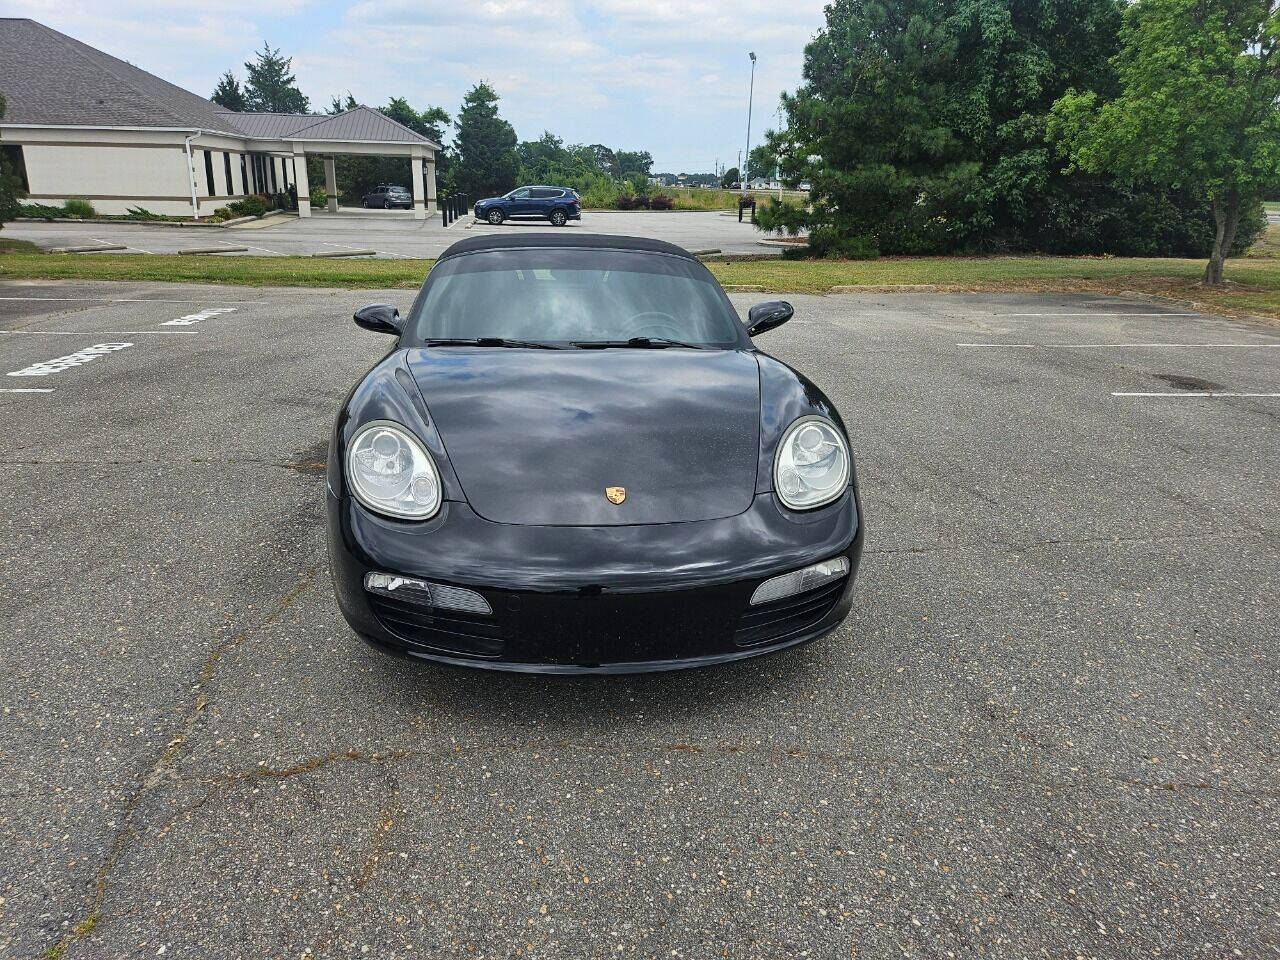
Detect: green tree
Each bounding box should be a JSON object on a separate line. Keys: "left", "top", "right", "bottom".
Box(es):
{"left": 211, "top": 71, "right": 247, "bottom": 111}
{"left": 328, "top": 92, "right": 358, "bottom": 114}
{"left": 720, "top": 167, "right": 740, "bottom": 188}
{"left": 243, "top": 44, "right": 309, "bottom": 113}
{"left": 769, "top": 0, "right": 1124, "bottom": 255}
{"left": 0, "top": 92, "right": 27, "bottom": 229}
{"left": 589, "top": 144, "right": 619, "bottom": 177}
{"left": 1050, "top": 0, "right": 1280, "bottom": 283}
{"left": 615, "top": 150, "right": 654, "bottom": 178}
{"left": 749, "top": 143, "right": 778, "bottom": 183}
{"left": 382, "top": 97, "right": 450, "bottom": 143}
{"left": 452, "top": 82, "right": 517, "bottom": 198}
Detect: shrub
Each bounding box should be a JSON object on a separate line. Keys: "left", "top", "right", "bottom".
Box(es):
{"left": 17, "top": 202, "right": 66, "bottom": 220}
{"left": 615, "top": 194, "right": 638, "bottom": 210}
{"left": 309, "top": 185, "right": 326, "bottom": 207}
{"left": 209, "top": 206, "right": 237, "bottom": 222}
{"left": 125, "top": 206, "right": 163, "bottom": 221}
{"left": 62, "top": 198, "right": 95, "bottom": 218}
{"left": 227, "top": 194, "right": 268, "bottom": 217}
{"left": 806, "top": 224, "right": 880, "bottom": 260}
{"left": 650, "top": 195, "right": 674, "bottom": 210}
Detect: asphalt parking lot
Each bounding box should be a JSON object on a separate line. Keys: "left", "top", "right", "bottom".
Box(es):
{"left": 1, "top": 278, "right": 1277, "bottom": 958}
{"left": 3, "top": 209, "right": 772, "bottom": 259}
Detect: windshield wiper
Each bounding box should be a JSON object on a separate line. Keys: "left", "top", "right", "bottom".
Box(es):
{"left": 425, "top": 337, "right": 561, "bottom": 350}
{"left": 572, "top": 337, "right": 707, "bottom": 350}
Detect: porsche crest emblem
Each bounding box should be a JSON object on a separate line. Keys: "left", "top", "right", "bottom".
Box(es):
{"left": 605, "top": 486, "right": 626, "bottom": 505}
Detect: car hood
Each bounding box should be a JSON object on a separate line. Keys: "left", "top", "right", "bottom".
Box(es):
{"left": 405, "top": 347, "right": 761, "bottom": 526}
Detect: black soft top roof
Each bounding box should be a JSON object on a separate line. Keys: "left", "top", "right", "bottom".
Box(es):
{"left": 436, "top": 233, "right": 696, "bottom": 262}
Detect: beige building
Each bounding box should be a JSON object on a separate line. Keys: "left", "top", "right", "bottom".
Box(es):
{"left": 0, "top": 18, "right": 440, "bottom": 218}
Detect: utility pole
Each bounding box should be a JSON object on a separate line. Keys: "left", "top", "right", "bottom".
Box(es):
{"left": 743, "top": 51, "right": 756, "bottom": 197}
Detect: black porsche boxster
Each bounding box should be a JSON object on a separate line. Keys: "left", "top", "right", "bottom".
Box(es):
{"left": 326, "top": 233, "right": 863, "bottom": 673}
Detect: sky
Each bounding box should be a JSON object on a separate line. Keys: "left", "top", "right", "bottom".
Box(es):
{"left": 2, "top": 0, "right": 830, "bottom": 173}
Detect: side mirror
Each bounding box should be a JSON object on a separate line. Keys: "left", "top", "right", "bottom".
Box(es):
{"left": 353, "top": 303, "right": 401, "bottom": 335}
{"left": 746, "top": 300, "right": 793, "bottom": 338}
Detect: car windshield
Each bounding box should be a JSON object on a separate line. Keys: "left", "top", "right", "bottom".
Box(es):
{"left": 388, "top": 187, "right": 409, "bottom": 194}
{"left": 407, "top": 248, "right": 744, "bottom": 347}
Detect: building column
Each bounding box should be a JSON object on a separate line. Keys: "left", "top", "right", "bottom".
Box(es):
{"left": 324, "top": 156, "right": 338, "bottom": 213}
{"left": 425, "top": 153, "right": 437, "bottom": 215}
{"left": 411, "top": 154, "right": 426, "bottom": 219}
{"left": 294, "top": 153, "right": 311, "bottom": 217}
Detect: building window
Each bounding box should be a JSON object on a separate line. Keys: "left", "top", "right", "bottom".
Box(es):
{"left": 223, "top": 152, "right": 234, "bottom": 196}
{"left": 240, "top": 154, "right": 248, "bottom": 195}
{"left": 2, "top": 144, "right": 29, "bottom": 192}
{"left": 203, "top": 150, "right": 216, "bottom": 196}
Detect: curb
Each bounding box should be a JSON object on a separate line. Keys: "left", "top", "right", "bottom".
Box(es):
{"left": 828, "top": 284, "right": 939, "bottom": 293}
{"left": 312, "top": 249, "right": 377, "bottom": 258}
{"left": 178, "top": 246, "right": 248, "bottom": 255}
{"left": 49, "top": 244, "right": 128, "bottom": 253}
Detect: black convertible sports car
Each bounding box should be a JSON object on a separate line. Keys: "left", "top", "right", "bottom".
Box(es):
{"left": 326, "top": 233, "right": 863, "bottom": 673}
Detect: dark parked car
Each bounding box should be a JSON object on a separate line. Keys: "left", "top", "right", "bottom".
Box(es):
{"left": 328, "top": 233, "right": 862, "bottom": 673}
{"left": 474, "top": 186, "right": 581, "bottom": 226}
{"left": 363, "top": 184, "right": 413, "bottom": 209}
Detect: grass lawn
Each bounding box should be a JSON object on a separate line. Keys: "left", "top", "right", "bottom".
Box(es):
{"left": 0, "top": 238, "right": 41, "bottom": 254}
{"left": 5, "top": 240, "right": 1280, "bottom": 320}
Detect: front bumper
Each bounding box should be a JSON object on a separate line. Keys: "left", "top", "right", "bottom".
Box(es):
{"left": 327, "top": 488, "right": 862, "bottom": 673}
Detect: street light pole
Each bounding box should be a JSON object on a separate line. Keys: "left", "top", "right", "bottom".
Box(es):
{"left": 743, "top": 51, "right": 756, "bottom": 197}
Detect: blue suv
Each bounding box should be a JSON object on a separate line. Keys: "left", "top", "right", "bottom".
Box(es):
{"left": 474, "top": 186, "right": 581, "bottom": 226}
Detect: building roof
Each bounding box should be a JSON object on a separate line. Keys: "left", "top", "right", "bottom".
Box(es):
{"left": 218, "top": 112, "right": 324, "bottom": 139}
{"left": 224, "top": 106, "right": 437, "bottom": 146}
{"left": 0, "top": 19, "right": 439, "bottom": 148}
{"left": 438, "top": 233, "right": 697, "bottom": 263}
{"left": 0, "top": 18, "right": 235, "bottom": 131}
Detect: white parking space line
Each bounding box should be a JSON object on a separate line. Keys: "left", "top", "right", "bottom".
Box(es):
{"left": 1112, "top": 391, "right": 1280, "bottom": 398}
{"left": 0, "top": 388, "right": 55, "bottom": 393}
{"left": 6, "top": 342, "right": 133, "bottom": 378}
{"left": 0, "top": 329, "right": 200, "bottom": 335}
{"left": 992, "top": 312, "right": 1201, "bottom": 317}
{"left": 957, "top": 342, "right": 1280, "bottom": 348}
{"left": 217, "top": 239, "right": 279, "bottom": 255}
{"left": 0, "top": 296, "right": 256, "bottom": 304}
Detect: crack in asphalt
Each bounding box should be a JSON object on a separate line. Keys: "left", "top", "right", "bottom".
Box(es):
{"left": 0, "top": 457, "right": 326, "bottom": 470}
{"left": 865, "top": 527, "right": 1274, "bottom": 556}
{"left": 172, "top": 740, "right": 1280, "bottom": 802}
{"left": 40, "top": 564, "right": 320, "bottom": 960}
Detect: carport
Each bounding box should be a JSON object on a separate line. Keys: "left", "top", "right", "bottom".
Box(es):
{"left": 228, "top": 108, "right": 440, "bottom": 219}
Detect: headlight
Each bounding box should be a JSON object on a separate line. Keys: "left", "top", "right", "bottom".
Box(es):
{"left": 773, "top": 416, "right": 850, "bottom": 510}
{"left": 346, "top": 420, "right": 442, "bottom": 519}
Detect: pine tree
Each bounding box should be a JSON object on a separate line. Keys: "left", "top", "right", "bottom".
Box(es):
{"left": 452, "top": 82, "right": 517, "bottom": 198}
{"left": 211, "top": 71, "right": 247, "bottom": 111}
{"left": 243, "top": 44, "right": 309, "bottom": 113}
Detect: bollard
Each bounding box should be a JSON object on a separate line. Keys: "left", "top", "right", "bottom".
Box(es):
{"left": 442, "top": 198, "right": 448, "bottom": 228}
